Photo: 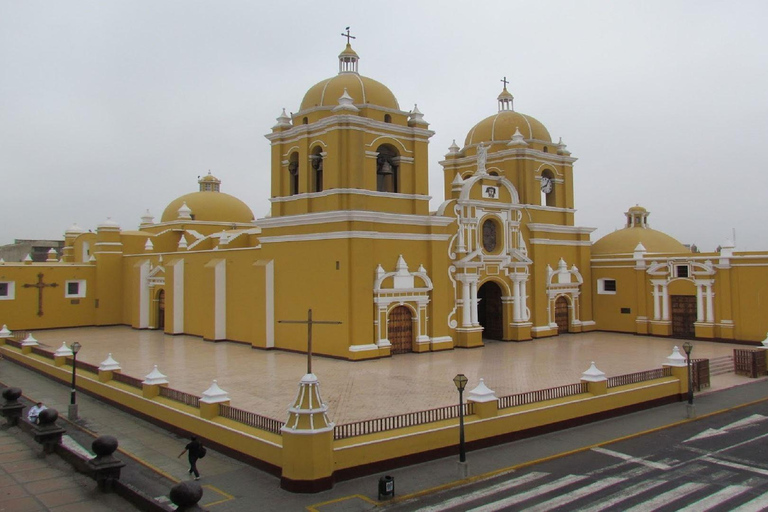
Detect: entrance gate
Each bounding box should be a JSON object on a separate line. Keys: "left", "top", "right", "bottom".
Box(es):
{"left": 478, "top": 282, "right": 503, "bottom": 340}
{"left": 388, "top": 306, "right": 413, "bottom": 354}
{"left": 671, "top": 295, "right": 696, "bottom": 338}
{"left": 555, "top": 296, "right": 569, "bottom": 334}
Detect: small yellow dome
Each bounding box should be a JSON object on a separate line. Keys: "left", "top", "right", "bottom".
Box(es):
{"left": 465, "top": 110, "right": 551, "bottom": 147}
{"left": 300, "top": 73, "right": 399, "bottom": 111}
{"left": 161, "top": 191, "right": 254, "bottom": 224}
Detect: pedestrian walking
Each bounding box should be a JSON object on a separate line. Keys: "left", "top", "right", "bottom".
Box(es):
{"left": 27, "top": 402, "right": 47, "bottom": 424}
{"left": 177, "top": 435, "right": 205, "bottom": 479}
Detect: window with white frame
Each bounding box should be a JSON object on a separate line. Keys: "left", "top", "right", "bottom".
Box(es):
{"left": 0, "top": 281, "right": 15, "bottom": 300}
{"left": 597, "top": 278, "right": 617, "bottom": 295}
{"left": 65, "top": 280, "right": 86, "bottom": 298}
{"left": 674, "top": 264, "right": 690, "bottom": 278}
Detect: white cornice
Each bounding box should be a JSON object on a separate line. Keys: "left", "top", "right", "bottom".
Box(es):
{"left": 439, "top": 148, "right": 577, "bottom": 167}
{"left": 523, "top": 205, "right": 577, "bottom": 214}
{"left": 269, "top": 188, "right": 431, "bottom": 204}
{"left": 526, "top": 223, "right": 596, "bottom": 235}
{"left": 257, "top": 209, "right": 455, "bottom": 229}
{"left": 265, "top": 114, "right": 434, "bottom": 144}
{"left": 529, "top": 238, "right": 592, "bottom": 247}
{"left": 259, "top": 231, "right": 452, "bottom": 244}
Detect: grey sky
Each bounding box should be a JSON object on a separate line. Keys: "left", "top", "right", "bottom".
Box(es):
{"left": 2, "top": 1, "right": 766, "bottom": 252}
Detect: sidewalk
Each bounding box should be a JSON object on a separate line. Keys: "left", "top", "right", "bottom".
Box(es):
{"left": 1, "top": 358, "right": 767, "bottom": 511}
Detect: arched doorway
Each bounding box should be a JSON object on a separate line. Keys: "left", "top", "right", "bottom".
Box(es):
{"left": 555, "top": 296, "right": 569, "bottom": 334}
{"left": 388, "top": 306, "right": 413, "bottom": 354}
{"left": 157, "top": 289, "right": 165, "bottom": 330}
{"left": 478, "top": 282, "right": 503, "bottom": 340}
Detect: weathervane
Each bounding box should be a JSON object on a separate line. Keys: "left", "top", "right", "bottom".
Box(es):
{"left": 341, "top": 26, "right": 356, "bottom": 45}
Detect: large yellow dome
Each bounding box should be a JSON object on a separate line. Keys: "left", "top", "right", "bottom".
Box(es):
{"left": 465, "top": 110, "right": 551, "bottom": 147}
{"left": 592, "top": 206, "right": 689, "bottom": 255}
{"left": 300, "top": 73, "right": 399, "bottom": 111}
{"left": 161, "top": 191, "right": 254, "bottom": 224}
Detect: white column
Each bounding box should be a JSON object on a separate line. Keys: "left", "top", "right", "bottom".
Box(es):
{"left": 470, "top": 280, "right": 479, "bottom": 326}
{"left": 214, "top": 259, "right": 226, "bottom": 340}
{"left": 512, "top": 278, "right": 522, "bottom": 322}
{"left": 661, "top": 283, "right": 669, "bottom": 321}
{"left": 138, "top": 260, "right": 150, "bottom": 329}
{"left": 706, "top": 283, "right": 715, "bottom": 322}
{"left": 172, "top": 259, "right": 184, "bottom": 334}
{"left": 520, "top": 279, "right": 528, "bottom": 321}
{"left": 461, "top": 280, "right": 471, "bottom": 327}
{"left": 695, "top": 283, "right": 704, "bottom": 322}
{"left": 653, "top": 284, "right": 661, "bottom": 320}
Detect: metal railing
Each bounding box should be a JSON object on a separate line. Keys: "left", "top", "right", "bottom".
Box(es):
{"left": 219, "top": 404, "right": 284, "bottom": 435}
{"left": 30, "top": 346, "right": 54, "bottom": 359}
{"left": 334, "top": 402, "right": 474, "bottom": 440}
{"left": 607, "top": 367, "right": 672, "bottom": 388}
{"left": 158, "top": 386, "right": 200, "bottom": 408}
{"left": 498, "top": 382, "right": 589, "bottom": 410}
{"left": 111, "top": 371, "right": 143, "bottom": 389}
{"left": 734, "top": 349, "right": 766, "bottom": 378}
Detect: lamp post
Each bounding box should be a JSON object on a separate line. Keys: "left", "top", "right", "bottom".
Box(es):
{"left": 68, "top": 341, "right": 82, "bottom": 420}
{"left": 682, "top": 341, "right": 693, "bottom": 406}
{"left": 453, "top": 374, "right": 468, "bottom": 463}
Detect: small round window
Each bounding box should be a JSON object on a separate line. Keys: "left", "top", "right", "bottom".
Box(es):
{"left": 482, "top": 219, "right": 497, "bottom": 252}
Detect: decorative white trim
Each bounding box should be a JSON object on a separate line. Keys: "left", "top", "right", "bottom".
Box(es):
{"left": 200, "top": 380, "right": 230, "bottom": 404}
{"left": 172, "top": 259, "right": 184, "bottom": 334}
{"left": 581, "top": 320, "right": 596, "bottom": 327}
{"left": 597, "top": 278, "right": 617, "bottom": 295}
{"left": 257, "top": 209, "right": 454, "bottom": 229}
{"left": 214, "top": 259, "right": 226, "bottom": 341}
{"left": 143, "top": 365, "right": 169, "bottom": 385}
{"left": 430, "top": 336, "right": 453, "bottom": 345}
{"left": 268, "top": 188, "right": 431, "bottom": 204}
{"left": 0, "top": 281, "right": 15, "bottom": 300}
{"left": 529, "top": 238, "right": 592, "bottom": 247}
{"left": 348, "top": 344, "right": 379, "bottom": 353}
{"left": 64, "top": 279, "right": 87, "bottom": 298}
{"left": 99, "top": 353, "right": 121, "bottom": 371}
{"left": 259, "top": 231, "right": 451, "bottom": 244}
{"left": 138, "top": 260, "right": 150, "bottom": 329}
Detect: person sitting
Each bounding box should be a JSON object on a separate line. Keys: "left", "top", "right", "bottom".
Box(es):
{"left": 27, "top": 402, "right": 47, "bottom": 424}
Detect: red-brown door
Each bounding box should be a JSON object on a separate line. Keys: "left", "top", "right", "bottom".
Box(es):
{"left": 157, "top": 290, "right": 165, "bottom": 330}
{"left": 388, "top": 306, "right": 413, "bottom": 354}
{"left": 478, "top": 282, "right": 503, "bottom": 340}
{"left": 671, "top": 295, "right": 697, "bottom": 339}
{"left": 555, "top": 296, "right": 569, "bottom": 334}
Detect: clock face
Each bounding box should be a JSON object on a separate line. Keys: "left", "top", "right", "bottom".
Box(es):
{"left": 541, "top": 177, "right": 553, "bottom": 194}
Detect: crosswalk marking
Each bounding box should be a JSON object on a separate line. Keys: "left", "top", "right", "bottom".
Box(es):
{"left": 465, "top": 475, "right": 588, "bottom": 512}
{"left": 728, "top": 490, "right": 768, "bottom": 512}
{"left": 622, "top": 482, "right": 708, "bottom": 512}
{"left": 578, "top": 479, "right": 668, "bottom": 512}
{"left": 701, "top": 456, "right": 768, "bottom": 477}
{"left": 414, "top": 472, "right": 548, "bottom": 512}
{"left": 591, "top": 447, "right": 672, "bottom": 470}
{"left": 523, "top": 477, "right": 625, "bottom": 512}
{"left": 675, "top": 485, "right": 752, "bottom": 512}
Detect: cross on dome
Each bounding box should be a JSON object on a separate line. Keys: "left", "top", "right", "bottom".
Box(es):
{"left": 338, "top": 28, "right": 359, "bottom": 74}
{"left": 498, "top": 77, "right": 514, "bottom": 112}
{"left": 341, "top": 27, "right": 356, "bottom": 45}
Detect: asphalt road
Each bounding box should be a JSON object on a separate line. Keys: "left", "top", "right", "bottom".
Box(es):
{"left": 385, "top": 402, "right": 768, "bottom": 511}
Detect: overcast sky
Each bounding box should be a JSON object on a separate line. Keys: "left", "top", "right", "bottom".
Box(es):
{"left": 2, "top": 1, "right": 767, "bottom": 252}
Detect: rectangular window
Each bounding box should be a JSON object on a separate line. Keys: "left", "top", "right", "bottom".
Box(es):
{"left": 675, "top": 265, "right": 689, "bottom": 278}
{"left": 597, "top": 278, "right": 617, "bottom": 295}
{"left": 0, "top": 282, "right": 14, "bottom": 300}
{"left": 65, "top": 280, "right": 86, "bottom": 298}
{"left": 621, "top": 307, "right": 631, "bottom": 314}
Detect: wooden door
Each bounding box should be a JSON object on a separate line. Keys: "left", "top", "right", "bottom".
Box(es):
{"left": 555, "top": 296, "right": 569, "bottom": 334}
{"left": 478, "top": 282, "right": 503, "bottom": 340}
{"left": 671, "top": 295, "right": 696, "bottom": 339}
{"left": 388, "top": 306, "right": 413, "bottom": 354}
{"left": 157, "top": 290, "right": 165, "bottom": 330}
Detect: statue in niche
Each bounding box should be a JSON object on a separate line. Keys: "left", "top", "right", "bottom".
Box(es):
{"left": 476, "top": 143, "right": 488, "bottom": 175}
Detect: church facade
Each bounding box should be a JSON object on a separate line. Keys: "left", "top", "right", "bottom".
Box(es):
{"left": 2, "top": 42, "right": 767, "bottom": 358}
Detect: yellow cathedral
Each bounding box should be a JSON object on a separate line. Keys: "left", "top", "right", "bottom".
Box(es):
{"left": 2, "top": 42, "right": 768, "bottom": 358}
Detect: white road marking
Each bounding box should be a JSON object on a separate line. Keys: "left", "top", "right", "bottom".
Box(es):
{"left": 465, "top": 475, "right": 588, "bottom": 512}
{"left": 414, "top": 472, "right": 548, "bottom": 512}
{"left": 729, "top": 490, "right": 768, "bottom": 512}
{"left": 621, "top": 482, "right": 707, "bottom": 512}
{"left": 675, "top": 485, "right": 752, "bottom": 512}
{"left": 591, "top": 446, "right": 672, "bottom": 470}
{"left": 684, "top": 414, "right": 768, "bottom": 443}
{"left": 578, "top": 479, "right": 668, "bottom": 512}
{"left": 523, "top": 477, "right": 625, "bottom": 512}
{"left": 701, "top": 456, "right": 768, "bottom": 477}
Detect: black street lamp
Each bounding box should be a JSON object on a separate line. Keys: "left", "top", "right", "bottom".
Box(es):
{"left": 682, "top": 341, "right": 693, "bottom": 405}
{"left": 69, "top": 341, "right": 82, "bottom": 420}
{"left": 453, "top": 374, "right": 468, "bottom": 463}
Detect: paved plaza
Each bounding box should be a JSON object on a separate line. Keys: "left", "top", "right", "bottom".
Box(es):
{"left": 23, "top": 327, "right": 755, "bottom": 425}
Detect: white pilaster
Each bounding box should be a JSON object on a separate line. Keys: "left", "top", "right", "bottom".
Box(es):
{"left": 512, "top": 278, "right": 522, "bottom": 322}
{"left": 461, "top": 280, "right": 471, "bottom": 327}
{"left": 653, "top": 284, "right": 661, "bottom": 320}
{"left": 138, "top": 260, "right": 150, "bottom": 329}
{"left": 696, "top": 283, "right": 704, "bottom": 322}
{"left": 172, "top": 259, "right": 184, "bottom": 334}
{"left": 661, "top": 283, "right": 670, "bottom": 321}
{"left": 705, "top": 283, "right": 715, "bottom": 323}
{"left": 214, "top": 259, "right": 226, "bottom": 340}
{"left": 470, "top": 280, "right": 479, "bottom": 326}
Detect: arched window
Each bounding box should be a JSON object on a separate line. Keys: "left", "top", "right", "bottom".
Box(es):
{"left": 489, "top": 171, "right": 499, "bottom": 176}
{"left": 540, "top": 169, "right": 555, "bottom": 207}
{"left": 310, "top": 147, "right": 323, "bottom": 193}
{"left": 288, "top": 153, "right": 299, "bottom": 196}
{"left": 482, "top": 219, "right": 498, "bottom": 253}
{"left": 376, "top": 144, "right": 399, "bottom": 193}
{"left": 302, "top": 117, "right": 308, "bottom": 125}
{"left": 384, "top": 114, "right": 392, "bottom": 123}
{"left": 543, "top": 146, "right": 549, "bottom": 153}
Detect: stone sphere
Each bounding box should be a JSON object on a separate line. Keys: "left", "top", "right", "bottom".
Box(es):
{"left": 169, "top": 481, "right": 203, "bottom": 507}
{"left": 37, "top": 408, "right": 58, "bottom": 425}
{"left": 92, "top": 435, "right": 119, "bottom": 457}
{"left": 2, "top": 388, "right": 22, "bottom": 402}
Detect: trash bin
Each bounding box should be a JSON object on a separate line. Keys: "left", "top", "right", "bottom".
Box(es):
{"left": 378, "top": 475, "right": 395, "bottom": 500}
